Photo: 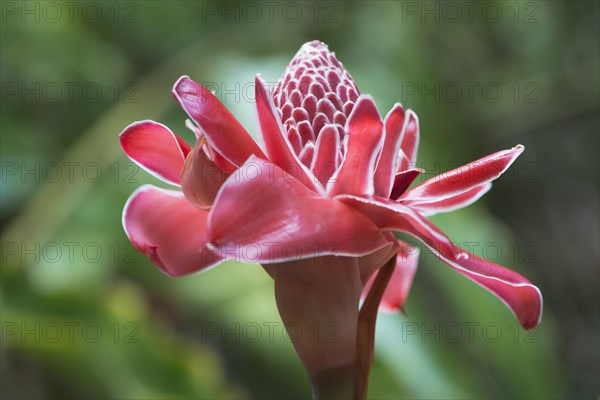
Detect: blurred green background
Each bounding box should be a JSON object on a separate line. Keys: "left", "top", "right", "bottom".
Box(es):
{"left": 1, "top": 1, "right": 598, "bottom": 398}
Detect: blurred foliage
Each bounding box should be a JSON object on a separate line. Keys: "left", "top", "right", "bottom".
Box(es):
{"left": 1, "top": 1, "right": 598, "bottom": 399}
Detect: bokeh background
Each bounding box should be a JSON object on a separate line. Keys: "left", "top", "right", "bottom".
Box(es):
{"left": 1, "top": 1, "right": 598, "bottom": 398}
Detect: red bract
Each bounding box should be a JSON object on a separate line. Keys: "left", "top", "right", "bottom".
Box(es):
{"left": 120, "top": 41, "right": 542, "bottom": 398}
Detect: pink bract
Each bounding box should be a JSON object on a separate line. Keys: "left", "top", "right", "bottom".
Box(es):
{"left": 119, "top": 40, "right": 542, "bottom": 397}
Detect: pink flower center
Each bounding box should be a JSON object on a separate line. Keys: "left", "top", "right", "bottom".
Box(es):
{"left": 273, "top": 41, "right": 360, "bottom": 163}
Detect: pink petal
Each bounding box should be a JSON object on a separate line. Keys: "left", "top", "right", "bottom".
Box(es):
{"left": 119, "top": 120, "right": 191, "bottom": 186}
{"left": 297, "top": 120, "right": 315, "bottom": 144}
{"left": 373, "top": 104, "right": 406, "bottom": 197}
{"left": 390, "top": 168, "right": 424, "bottom": 200}
{"left": 362, "top": 242, "right": 419, "bottom": 313}
{"left": 337, "top": 195, "right": 542, "bottom": 329}
{"left": 208, "top": 156, "right": 389, "bottom": 263}
{"left": 186, "top": 119, "right": 237, "bottom": 172}
{"left": 311, "top": 124, "right": 340, "bottom": 185}
{"left": 204, "top": 142, "right": 237, "bottom": 173}
{"left": 299, "top": 142, "right": 315, "bottom": 167}
{"left": 396, "top": 148, "right": 411, "bottom": 172}
{"left": 401, "top": 145, "right": 524, "bottom": 201}
{"left": 180, "top": 138, "right": 230, "bottom": 210}
{"left": 357, "top": 236, "right": 398, "bottom": 285}
{"left": 122, "top": 185, "right": 222, "bottom": 277}
{"left": 255, "top": 76, "right": 324, "bottom": 194}
{"left": 287, "top": 126, "right": 302, "bottom": 154}
{"left": 406, "top": 182, "right": 492, "bottom": 216}
{"left": 172, "top": 76, "right": 265, "bottom": 167}
{"left": 441, "top": 247, "right": 543, "bottom": 330}
{"left": 337, "top": 194, "right": 458, "bottom": 260}
{"left": 328, "top": 95, "right": 384, "bottom": 196}
{"left": 400, "top": 110, "right": 419, "bottom": 165}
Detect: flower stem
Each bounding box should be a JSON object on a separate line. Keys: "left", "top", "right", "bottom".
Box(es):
{"left": 355, "top": 256, "right": 396, "bottom": 399}
{"left": 310, "top": 364, "right": 356, "bottom": 399}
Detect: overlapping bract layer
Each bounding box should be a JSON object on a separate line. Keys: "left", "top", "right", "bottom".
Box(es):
{"left": 120, "top": 41, "right": 542, "bottom": 343}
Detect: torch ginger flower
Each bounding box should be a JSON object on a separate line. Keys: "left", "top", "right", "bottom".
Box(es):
{"left": 120, "top": 41, "right": 542, "bottom": 398}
